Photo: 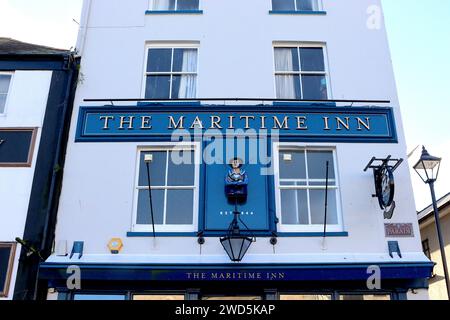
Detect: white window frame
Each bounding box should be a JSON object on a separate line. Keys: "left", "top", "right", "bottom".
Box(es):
{"left": 0, "top": 72, "right": 14, "bottom": 116}
{"left": 142, "top": 43, "right": 199, "bottom": 99}
{"left": 149, "top": 0, "right": 201, "bottom": 11}
{"left": 131, "top": 142, "right": 200, "bottom": 233}
{"left": 272, "top": 0, "right": 323, "bottom": 11}
{"left": 273, "top": 142, "right": 344, "bottom": 233}
{"left": 273, "top": 42, "right": 332, "bottom": 100}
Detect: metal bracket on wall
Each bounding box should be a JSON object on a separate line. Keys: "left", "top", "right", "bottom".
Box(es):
{"left": 388, "top": 241, "right": 402, "bottom": 259}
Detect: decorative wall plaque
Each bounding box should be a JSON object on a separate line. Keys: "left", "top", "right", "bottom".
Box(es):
{"left": 385, "top": 223, "right": 414, "bottom": 237}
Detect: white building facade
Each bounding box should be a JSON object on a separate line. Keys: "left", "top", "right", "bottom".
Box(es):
{"left": 40, "top": 0, "right": 432, "bottom": 300}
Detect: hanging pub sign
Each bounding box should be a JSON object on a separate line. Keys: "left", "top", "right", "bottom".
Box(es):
{"left": 364, "top": 156, "right": 404, "bottom": 219}
{"left": 376, "top": 166, "right": 395, "bottom": 209}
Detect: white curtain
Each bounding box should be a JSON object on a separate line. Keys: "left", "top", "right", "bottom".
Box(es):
{"left": 275, "top": 49, "right": 296, "bottom": 99}
{"left": 178, "top": 49, "right": 197, "bottom": 98}
{"left": 152, "top": 0, "right": 173, "bottom": 10}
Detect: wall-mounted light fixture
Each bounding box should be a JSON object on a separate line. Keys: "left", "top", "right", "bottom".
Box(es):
{"left": 144, "top": 153, "right": 156, "bottom": 239}
{"left": 220, "top": 211, "right": 255, "bottom": 262}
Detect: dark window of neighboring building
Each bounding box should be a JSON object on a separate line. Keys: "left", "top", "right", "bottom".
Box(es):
{"left": 0, "top": 128, "right": 37, "bottom": 167}
{"left": 151, "top": 0, "right": 200, "bottom": 11}
{"left": 274, "top": 45, "right": 329, "bottom": 100}
{"left": 272, "top": 0, "right": 321, "bottom": 12}
{"left": 0, "top": 243, "right": 16, "bottom": 298}
{"left": 144, "top": 46, "right": 198, "bottom": 99}
{"left": 0, "top": 73, "right": 12, "bottom": 114}
{"left": 422, "top": 239, "right": 431, "bottom": 259}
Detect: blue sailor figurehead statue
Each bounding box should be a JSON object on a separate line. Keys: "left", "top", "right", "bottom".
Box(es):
{"left": 225, "top": 157, "right": 249, "bottom": 203}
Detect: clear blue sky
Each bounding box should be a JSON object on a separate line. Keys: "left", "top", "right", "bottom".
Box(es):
{"left": 1, "top": 0, "right": 448, "bottom": 150}
{"left": 382, "top": 0, "right": 450, "bottom": 149}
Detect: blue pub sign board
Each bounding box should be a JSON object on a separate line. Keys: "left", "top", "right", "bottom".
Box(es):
{"left": 76, "top": 104, "right": 397, "bottom": 232}
{"left": 76, "top": 105, "right": 397, "bottom": 143}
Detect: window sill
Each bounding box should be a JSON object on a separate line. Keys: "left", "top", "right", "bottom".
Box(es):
{"left": 277, "top": 232, "right": 348, "bottom": 237}
{"left": 145, "top": 10, "right": 203, "bottom": 15}
{"left": 269, "top": 10, "right": 327, "bottom": 15}
{"left": 127, "top": 232, "right": 198, "bottom": 237}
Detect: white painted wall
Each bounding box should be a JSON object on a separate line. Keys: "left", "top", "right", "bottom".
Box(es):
{"left": 0, "top": 70, "right": 52, "bottom": 300}
{"left": 51, "top": 0, "right": 428, "bottom": 286}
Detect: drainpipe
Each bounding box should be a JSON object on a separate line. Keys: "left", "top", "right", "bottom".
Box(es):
{"left": 77, "top": 0, "right": 92, "bottom": 56}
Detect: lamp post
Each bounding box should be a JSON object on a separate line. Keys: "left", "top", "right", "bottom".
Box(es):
{"left": 413, "top": 146, "right": 449, "bottom": 299}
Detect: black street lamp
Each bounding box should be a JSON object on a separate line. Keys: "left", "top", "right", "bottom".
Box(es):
{"left": 220, "top": 211, "right": 254, "bottom": 262}
{"left": 413, "top": 146, "right": 449, "bottom": 299}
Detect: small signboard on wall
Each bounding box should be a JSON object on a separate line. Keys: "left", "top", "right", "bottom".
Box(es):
{"left": 0, "top": 128, "right": 37, "bottom": 167}
{"left": 385, "top": 223, "right": 414, "bottom": 237}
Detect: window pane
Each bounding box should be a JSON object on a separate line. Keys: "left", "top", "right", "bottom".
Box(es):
{"left": 302, "top": 74, "right": 328, "bottom": 100}
{"left": 203, "top": 296, "right": 262, "bottom": 300}
{"left": 276, "top": 75, "right": 301, "bottom": 99}
{"left": 147, "top": 49, "right": 172, "bottom": 72}
{"left": 0, "top": 75, "right": 11, "bottom": 93}
{"left": 307, "top": 151, "right": 335, "bottom": 180}
{"left": 74, "top": 295, "right": 125, "bottom": 300}
{"left": 171, "top": 75, "right": 197, "bottom": 99}
{"left": 145, "top": 75, "right": 171, "bottom": 99}
{"left": 296, "top": 0, "right": 319, "bottom": 11}
{"left": 273, "top": 0, "right": 295, "bottom": 11}
{"left": 177, "top": 0, "right": 199, "bottom": 10}
{"left": 279, "top": 150, "right": 306, "bottom": 180}
{"left": 309, "top": 189, "right": 338, "bottom": 225}
{"left": 166, "top": 190, "right": 194, "bottom": 225}
{"left": 137, "top": 189, "right": 165, "bottom": 225}
{"left": 340, "top": 294, "right": 391, "bottom": 300}
{"left": 0, "top": 95, "right": 6, "bottom": 113}
{"left": 167, "top": 150, "right": 195, "bottom": 186}
{"left": 281, "top": 189, "right": 309, "bottom": 225}
{"left": 138, "top": 151, "right": 167, "bottom": 186}
{"left": 152, "top": 0, "right": 176, "bottom": 10}
{"left": 280, "top": 294, "right": 331, "bottom": 300}
{"left": 173, "top": 49, "right": 197, "bottom": 72}
{"left": 274, "top": 48, "right": 299, "bottom": 71}
{"left": 300, "top": 48, "right": 325, "bottom": 71}
{"left": 134, "top": 295, "right": 184, "bottom": 300}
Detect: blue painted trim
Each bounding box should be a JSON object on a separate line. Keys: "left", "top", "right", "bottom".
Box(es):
{"left": 277, "top": 232, "right": 349, "bottom": 237}
{"left": 127, "top": 232, "right": 197, "bottom": 237}
{"left": 0, "top": 58, "right": 68, "bottom": 71}
{"left": 127, "top": 231, "right": 349, "bottom": 238}
{"left": 145, "top": 10, "right": 203, "bottom": 15}
{"left": 269, "top": 10, "right": 327, "bottom": 15}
